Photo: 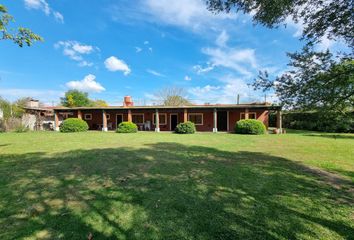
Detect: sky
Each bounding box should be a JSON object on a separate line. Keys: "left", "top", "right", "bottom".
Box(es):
{"left": 0, "top": 0, "right": 342, "bottom": 106}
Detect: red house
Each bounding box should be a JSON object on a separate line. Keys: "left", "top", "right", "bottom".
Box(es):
{"left": 51, "top": 96, "right": 282, "bottom": 132}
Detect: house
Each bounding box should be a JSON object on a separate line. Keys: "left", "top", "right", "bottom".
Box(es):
{"left": 26, "top": 96, "right": 282, "bottom": 132}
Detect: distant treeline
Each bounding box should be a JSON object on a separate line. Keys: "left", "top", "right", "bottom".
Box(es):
{"left": 269, "top": 111, "right": 354, "bottom": 133}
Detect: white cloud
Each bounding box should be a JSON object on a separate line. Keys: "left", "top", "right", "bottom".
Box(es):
{"left": 189, "top": 75, "right": 265, "bottom": 104}
{"left": 216, "top": 30, "right": 229, "bottom": 47}
{"left": 104, "top": 56, "right": 131, "bottom": 75}
{"left": 65, "top": 74, "right": 105, "bottom": 93}
{"left": 316, "top": 36, "right": 334, "bottom": 51}
{"left": 135, "top": 47, "right": 142, "bottom": 53}
{"left": 202, "top": 47, "right": 257, "bottom": 76}
{"left": 142, "top": 0, "right": 236, "bottom": 31}
{"left": 285, "top": 17, "right": 304, "bottom": 38}
{"left": 148, "top": 47, "right": 153, "bottom": 52}
{"left": 0, "top": 88, "right": 63, "bottom": 104}
{"left": 53, "top": 11, "right": 64, "bottom": 23}
{"left": 24, "top": 0, "right": 64, "bottom": 23}
{"left": 144, "top": 41, "right": 149, "bottom": 45}
{"left": 147, "top": 69, "right": 165, "bottom": 77}
{"left": 54, "top": 41, "right": 96, "bottom": 67}
{"left": 193, "top": 63, "right": 215, "bottom": 74}
{"left": 184, "top": 75, "right": 192, "bottom": 81}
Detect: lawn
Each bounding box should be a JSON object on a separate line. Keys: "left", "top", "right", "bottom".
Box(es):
{"left": 0, "top": 131, "right": 353, "bottom": 240}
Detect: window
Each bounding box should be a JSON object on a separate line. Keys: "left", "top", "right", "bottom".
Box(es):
{"left": 132, "top": 114, "right": 144, "bottom": 124}
{"left": 240, "top": 112, "right": 257, "bottom": 120}
{"left": 106, "top": 114, "right": 110, "bottom": 120}
{"left": 188, "top": 113, "right": 203, "bottom": 125}
{"left": 84, "top": 113, "right": 92, "bottom": 120}
{"left": 153, "top": 113, "right": 167, "bottom": 125}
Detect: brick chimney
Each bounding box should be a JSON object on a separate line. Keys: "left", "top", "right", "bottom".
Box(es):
{"left": 123, "top": 96, "right": 133, "bottom": 107}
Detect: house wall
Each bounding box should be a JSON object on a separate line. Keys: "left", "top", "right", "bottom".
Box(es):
{"left": 69, "top": 108, "right": 269, "bottom": 132}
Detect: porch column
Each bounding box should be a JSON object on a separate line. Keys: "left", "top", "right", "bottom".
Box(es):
{"left": 213, "top": 108, "right": 217, "bottom": 133}
{"left": 183, "top": 109, "right": 188, "bottom": 122}
{"left": 276, "top": 110, "right": 282, "bottom": 132}
{"left": 102, "top": 110, "right": 108, "bottom": 131}
{"left": 155, "top": 109, "right": 160, "bottom": 132}
{"left": 77, "top": 110, "right": 82, "bottom": 119}
{"left": 54, "top": 110, "right": 59, "bottom": 131}
{"left": 245, "top": 108, "right": 249, "bottom": 119}
{"left": 127, "top": 109, "right": 132, "bottom": 122}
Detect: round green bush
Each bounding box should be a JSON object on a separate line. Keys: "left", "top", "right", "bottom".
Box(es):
{"left": 175, "top": 121, "right": 196, "bottom": 134}
{"left": 116, "top": 121, "right": 138, "bottom": 133}
{"left": 235, "top": 119, "right": 266, "bottom": 135}
{"left": 60, "top": 118, "right": 89, "bottom": 132}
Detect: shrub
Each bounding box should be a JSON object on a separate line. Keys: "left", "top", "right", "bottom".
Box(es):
{"left": 175, "top": 121, "right": 196, "bottom": 134}
{"left": 13, "top": 125, "right": 29, "bottom": 133}
{"left": 235, "top": 119, "right": 266, "bottom": 135}
{"left": 282, "top": 111, "right": 354, "bottom": 133}
{"left": 60, "top": 118, "right": 89, "bottom": 132}
{"left": 116, "top": 121, "right": 138, "bottom": 133}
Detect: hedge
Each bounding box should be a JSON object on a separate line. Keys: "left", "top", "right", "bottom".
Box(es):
{"left": 280, "top": 111, "right": 354, "bottom": 133}
{"left": 175, "top": 121, "right": 196, "bottom": 134}
{"left": 116, "top": 121, "right": 138, "bottom": 133}
{"left": 235, "top": 119, "right": 266, "bottom": 135}
{"left": 60, "top": 118, "right": 89, "bottom": 132}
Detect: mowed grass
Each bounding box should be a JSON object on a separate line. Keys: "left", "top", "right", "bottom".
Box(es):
{"left": 0, "top": 131, "right": 353, "bottom": 240}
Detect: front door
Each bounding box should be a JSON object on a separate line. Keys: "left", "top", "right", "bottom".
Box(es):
{"left": 116, "top": 114, "right": 123, "bottom": 128}
{"left": 170, "top": 114, "right": 178, "bottom": 131}
{"left": 217, "top": 111, "right": 228, "bottom": 131}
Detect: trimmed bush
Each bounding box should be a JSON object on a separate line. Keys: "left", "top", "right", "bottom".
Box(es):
{"left": 235, "top": 119, "right": 266, "bottom": 135}
{"left": 60, "top": 118, "right": 89, "bottom": 132}
{"left": 116, "top": 121, "right": 138, "bottom": 133}
{"left": 175, "top": 121, "right": 196, "bottom": 134}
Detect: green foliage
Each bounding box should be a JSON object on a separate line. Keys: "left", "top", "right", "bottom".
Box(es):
{"left": 175, "top": 121, "right": 196, "bottom": 134}
{"left": 0, "top": 4, "right": 43, "bottom": 47}
{"left": 13, "top": 124, "right": 29, "bottom": 133}
{"left": 61, "top": 90, "right": 92, "bottom": 107}
{"left": 282, "top": 111, "right": 354, "bottom": 133}
{"left": 60, "top": 118, "right": 89, "bottom": 133}
{"left": 116, "top": 121, "right": 138, "bottom": 133}
{"left": 92, "top": 99, "right": 108, "bottom": 107}
{"left": 155, "top": 87, "right": 192, "bottom": 106}
{"left": 254, "top": 48, "right": 354, "bottom": 113}
{"left": 235, "top": 119, "right": 266, "bottom": 135}
{"left": 207, "top": 0, "right": 353, "bottom": 46}
{"left": 0, "top": 97, "right": 11, "bottom": 120}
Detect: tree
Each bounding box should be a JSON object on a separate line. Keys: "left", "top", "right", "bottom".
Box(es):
{"left": 155, "top": 87, "right": 192, "bottom": 106}
{"left": 207, "top": 0, "right": 353, "bottom": 112}
{"left": 61, "top": 90, "right": 91, "bottom": 107}
{"left": 253, "top": 46, "right": 354, "bottom": 113}
{"left": 206, "top": 0, "right": 353, "bottom": 46}
{"left": 0, "top": 4, "right": 43, "bottom": 47}
{"left": 0, "top": 97, "right": 11, "bottom": 119}
{"left": 92, "top": 99, "right": 108, "bottom": 107}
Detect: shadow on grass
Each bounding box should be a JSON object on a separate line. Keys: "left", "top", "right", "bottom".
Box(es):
{"left": 0, "top": 143, "right": 353, "bottom": 239}
{"left": 303, "top": 134, "right": 354, "bottom": 140}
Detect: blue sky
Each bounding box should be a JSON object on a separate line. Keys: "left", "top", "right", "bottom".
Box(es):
{"left": 0, "top": 0, "right": 340, "bottom": 105}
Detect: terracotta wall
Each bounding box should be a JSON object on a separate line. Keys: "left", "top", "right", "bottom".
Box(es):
{"left": 65, "top": 108, "right": 269, "bottom": 131}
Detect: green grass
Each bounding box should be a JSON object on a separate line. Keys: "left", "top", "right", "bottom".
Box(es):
{"left": 0, "top": 131, "right": 353, "bottom": 240}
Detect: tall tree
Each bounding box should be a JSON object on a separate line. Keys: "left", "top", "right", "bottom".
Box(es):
{"left": 0, "top": 4, "right": 43, "bottom": 47}
{"left": 206, "top": 0, "right": 353, "bottom": 46}
{"left": 253, "top": 46, "right": 354, "bottom": 112}
{"left": 155, "top": 87, "right": 192, "bottom": 106}
{"left": 206, "top": 0, "right": 353, "bottom": 112}
{"left": 61, "top": 90, "right": 92, "bottom": 107}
